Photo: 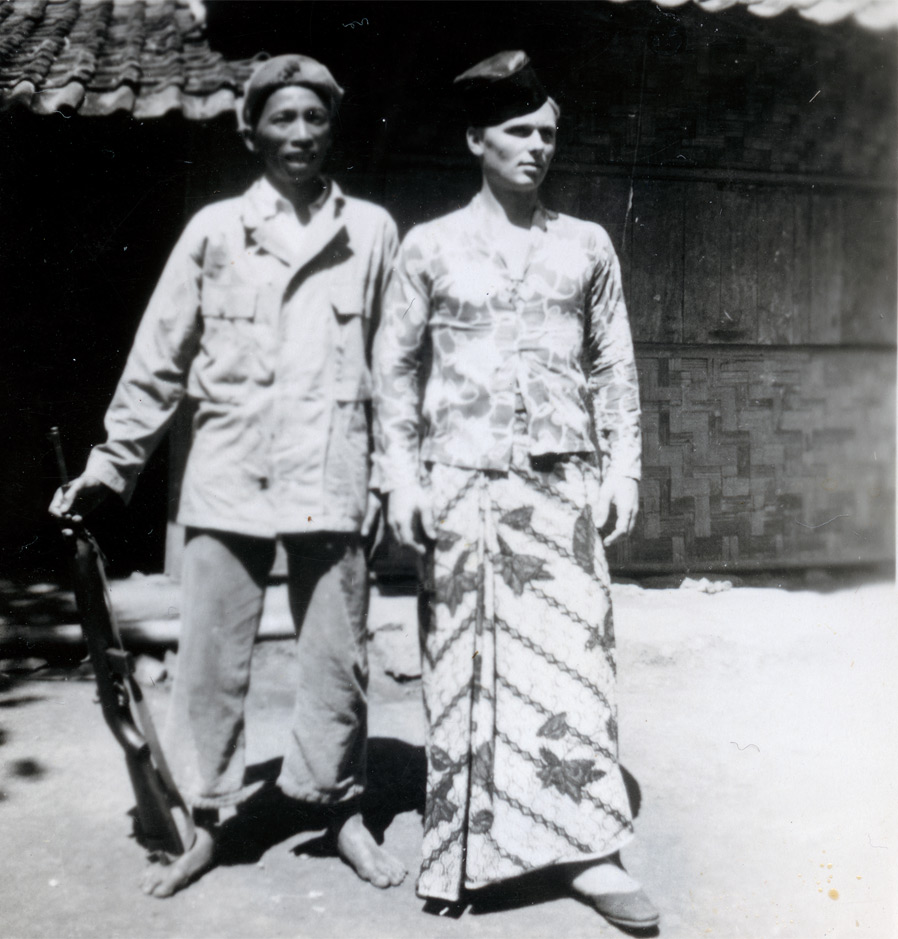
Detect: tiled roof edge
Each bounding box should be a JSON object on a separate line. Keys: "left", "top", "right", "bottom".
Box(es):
{"left": 0, "top": 0, "right": 255, "bottom": 118}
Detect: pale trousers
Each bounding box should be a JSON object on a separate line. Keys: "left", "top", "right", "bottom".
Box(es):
{"left": 162, "top": 529, "right": 369, "bottom": 810}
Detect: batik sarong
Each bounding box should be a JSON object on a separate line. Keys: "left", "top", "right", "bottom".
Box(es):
{"left": 417, "top": 441, "right": 635, "bottom": 901}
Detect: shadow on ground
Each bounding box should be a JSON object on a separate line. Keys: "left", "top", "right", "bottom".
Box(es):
{"left": 461, "top": 875, "right": 660, "bottom": 937}
{"left": 0, "top": 669, "right": 53, "bottom": 802}
{"left": 0, "top": 575, "right": 75, "bottom": 628}
{"left": 133, "top": 739, "right": 642, "bottom": 894}
{"left": 209, "top": 737, "right": 427, "bottom": 868}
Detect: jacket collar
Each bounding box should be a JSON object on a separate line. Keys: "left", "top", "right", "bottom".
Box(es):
{"left": 241, "top": 176, "right": 349, "bottom": 269}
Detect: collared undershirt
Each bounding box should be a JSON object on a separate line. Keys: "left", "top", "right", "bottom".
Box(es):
{"left": 261, "top": 175, "right": 331, "bottom": 233}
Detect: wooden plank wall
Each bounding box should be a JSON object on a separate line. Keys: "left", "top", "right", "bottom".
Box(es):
{"left": 542, "top": 168, "right": 897, "bottom": 569}
{"left": 547, "top": 171, "right": 897, "bottom": 349}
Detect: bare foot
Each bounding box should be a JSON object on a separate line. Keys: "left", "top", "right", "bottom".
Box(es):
{"left": 140, "top": 826, "right": 216, "bottom": 898}
{"left": 334, "top": 812, "right": 406, "bottom": 888}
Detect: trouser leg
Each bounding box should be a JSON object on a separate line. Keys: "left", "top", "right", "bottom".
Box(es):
{"left": 277, "top": 532, "right": 369, "bottom": 804}
{"left": 163, "top": 529, "right": 274, "bottom": 809}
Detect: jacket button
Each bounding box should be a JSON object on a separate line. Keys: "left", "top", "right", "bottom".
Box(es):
{"left": 259, "top": 477, "right": 269, "bottom": 490}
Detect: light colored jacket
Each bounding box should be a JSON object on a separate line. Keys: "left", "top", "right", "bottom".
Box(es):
{"left": 372, "top": 194, "right": 641, "bottom": 492}
{"left": 86, "top": 178, "right": 398, "bottom": 537}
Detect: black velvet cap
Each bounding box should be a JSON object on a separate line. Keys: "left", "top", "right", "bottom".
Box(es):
{"left": 453, "top": 50, "right": 549, "bottom": 127}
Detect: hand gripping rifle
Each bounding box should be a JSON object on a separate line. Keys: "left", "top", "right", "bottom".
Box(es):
{"left": 49, "top": 428, "right": 195, "bottom": 859}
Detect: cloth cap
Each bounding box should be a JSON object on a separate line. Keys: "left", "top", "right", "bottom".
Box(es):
{"left": 242, "top": 54, "right": 344, "bottom": 129}
{"left": 453, "top": 50, "right": 548, "bottom": 127}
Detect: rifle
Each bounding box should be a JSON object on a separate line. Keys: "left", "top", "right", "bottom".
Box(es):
{"left": 49, "top": 427, "right": 195, "bottom": 859}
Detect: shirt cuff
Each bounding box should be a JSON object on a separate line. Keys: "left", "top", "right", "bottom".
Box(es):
{"left": 83, "top": 448, "right": 136, "bottom": 504}
{"left": 604, "top": 462, "right": 641, "bottom": 485}
{"left": 371, "top": 456, "right": 420, "bottom": 494}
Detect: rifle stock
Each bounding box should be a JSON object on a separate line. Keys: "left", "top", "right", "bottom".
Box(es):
{"left": 51, "top": 428, "right": 193, "bottom": 857}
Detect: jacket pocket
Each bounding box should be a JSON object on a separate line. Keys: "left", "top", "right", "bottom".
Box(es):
{"left": 330, "top": 283, "right": 364, "bottom": 318}
{"left": 195, "top": 281, "right": 265, "bottom": 396}
{"left": 201, "top": 280, "right": 257, "bottom": 321}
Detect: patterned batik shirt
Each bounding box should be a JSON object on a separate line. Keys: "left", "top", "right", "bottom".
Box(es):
{"left": 372, "top": 193, "right": 641, "bottom": 491}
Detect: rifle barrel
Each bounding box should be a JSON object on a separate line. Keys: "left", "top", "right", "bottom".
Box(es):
{"left": 49, "top": 427, "right": 69, "bottom": 486}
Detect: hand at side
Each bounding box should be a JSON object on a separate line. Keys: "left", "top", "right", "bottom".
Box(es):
{"left": 596, "top": 476, "right": 639, "bottom": 546}
{"left": 384, "top": 484, "right": 435, "bottom": 552}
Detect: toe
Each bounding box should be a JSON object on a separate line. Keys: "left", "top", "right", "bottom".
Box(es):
{"left": 333, "top": 814, "right": 407, "bottom": 888}
{"left": 144, "top": 880, "right": 168, "bottom": 898}
{"left": 387, "top": 860, "right": 407, "bottom": 885}
{"left": 143, "top": 866, "right": 179, "bottom": 899}
{"left": 370, "top": 848, "right": 405, "bottom": 887}
{"left": 140, "top": 868, "right": 164, "bottom": 895}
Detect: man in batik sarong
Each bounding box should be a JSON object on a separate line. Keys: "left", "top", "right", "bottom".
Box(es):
{"left": 372, "top": 51, "right": 658, "bottom": 930}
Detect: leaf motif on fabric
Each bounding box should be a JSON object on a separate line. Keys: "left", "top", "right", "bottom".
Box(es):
{"left": 586, "top": 607, "right": 615, "bottom": 652}
{"left": 434, "top": 547, "right": 479, "bottom": 615}
{"left": 435, "top": 529, "right": 463, "bottom": 552}
{"left": 430, "top": 746, "right": 453, "bottom": 772}
{"left": 424, "top": 772, "right": 458, "bottom": 832}
{"left": 472, "top": 741, "right": 493, "bottom": 787}
{"left": 606, "top": 713, "right": 618, "bottom": 745}
{"left": 537, "top": 712, "right": 569, "bottom": 740}
{"left": 573, "top": 504, "right": 596, "bottom": 576}
{"left": 539, "top": 747, "right": 561, "bottom": 768}
{"left": 453, "top": 547, "right": 473, "bottom": 576}
{"left": 604, "top": 607, "right": 615, "bottom": 644}
{"left": 499, "top": 506, "right": 533, "bottom": 531}
{"left": 494, "top": 534, "right": 553, "bottom": 596}
{"left": 536, "top": 747, "right": 606, "bottom": 804}
{"left": 472, "top": 652, "right": 483, "bottom": 682}
{"left": 469, "top": 809, "right": 494, "bottom": 834}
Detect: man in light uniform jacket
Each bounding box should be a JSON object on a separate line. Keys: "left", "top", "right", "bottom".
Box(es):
{"left": 50, "top": 54, "right": 406, "bottom": 897}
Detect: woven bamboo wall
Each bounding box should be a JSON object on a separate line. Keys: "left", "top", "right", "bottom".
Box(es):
{"left": 608, "top": 348, "right": 895, "bottom": 570}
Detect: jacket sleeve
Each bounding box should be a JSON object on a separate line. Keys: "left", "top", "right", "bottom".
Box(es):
{"left": 365, "top": 213, "right": 400, "bottom": 368}
{"left": 83, "top": 212, "right": 207, "bottom": 502}
{"left": 585, "top": 228, "right": 642, "bottom": 482}
{"left": 371, "top": 228, "right": 431, "bottom": 493}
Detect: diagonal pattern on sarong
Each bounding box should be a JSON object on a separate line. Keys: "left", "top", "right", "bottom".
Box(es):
{"left": 494, "top": 616, "right": 613, "bottom": 712}
{"left": 417, "top": 447, "right": 634, "bottom": 902}
{"left": 496, "top": 674, "right": 617, "bottom": 760}
{"left": 525, "top": 586, "right": 618, "bottom": 676}
{"left": 427, "top": 610, "right": 477, "bottom": 671}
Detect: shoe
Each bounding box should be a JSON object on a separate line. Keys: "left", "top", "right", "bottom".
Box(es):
{"left": 581, "top": 887, "right": 660, "bottom": 930}
{"left": 421, "top": 899, "right": 467, "bottom": 918}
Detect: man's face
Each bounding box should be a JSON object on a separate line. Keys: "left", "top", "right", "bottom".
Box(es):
{"left": 468, "top": 100, "right": 557, "bottom": 193}
{"left": 246, "top": 86, "right": 333, "bottom": 187}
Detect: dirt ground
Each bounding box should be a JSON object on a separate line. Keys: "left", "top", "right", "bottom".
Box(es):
{"left": 1, "top": 576, "right": 896, "bottom": 939}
